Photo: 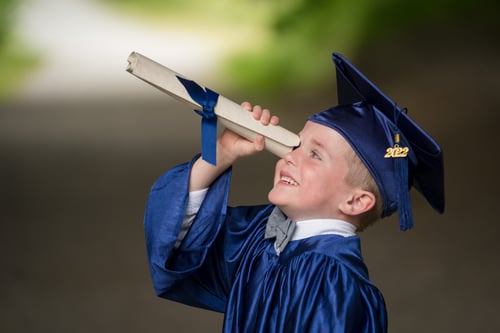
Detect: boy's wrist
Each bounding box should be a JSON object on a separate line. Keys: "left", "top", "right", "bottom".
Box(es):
{"left": 216, "top": 141, "right": 239, "bottom": 167}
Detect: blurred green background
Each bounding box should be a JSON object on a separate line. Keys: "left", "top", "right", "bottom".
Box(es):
{"left": 3, "top": 0, "right": 498, "bottom": 99}
{"left": 1, "top": 0, "right": 499, "bottom": 332}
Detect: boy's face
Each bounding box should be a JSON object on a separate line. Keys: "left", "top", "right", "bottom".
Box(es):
{"left": 268, "top": 121, "right": 356, "bottom": 221}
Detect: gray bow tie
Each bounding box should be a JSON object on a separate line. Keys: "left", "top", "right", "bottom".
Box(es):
{"left": 264, "top": 207, "right": 296, "bottom": 254}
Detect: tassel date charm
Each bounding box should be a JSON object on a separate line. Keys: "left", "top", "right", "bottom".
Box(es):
{"left": 384, "top": 133, "right": 409, "bottom": 158}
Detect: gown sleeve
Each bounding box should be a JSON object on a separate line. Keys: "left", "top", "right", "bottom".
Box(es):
{"left": 144, "top": 155, "right": 236, "bottom": 312}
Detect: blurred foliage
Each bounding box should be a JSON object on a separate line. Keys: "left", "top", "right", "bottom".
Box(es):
{"left": 104, "top": 0, "right": 499, "bottom": 97}
{"left": 0, "top": 0, "right": 40, "bottom": 101}
{"left": 103, "top": 0, "right": 273, "bottom": 25}
{"left": 0, "top": 35, "right": 40, "bottom": 101}
{"left": 225, "top": 0, "right": 500, "bottom": 97}
{"left": 0, "top": 0, "right": 14, "bottom": 47}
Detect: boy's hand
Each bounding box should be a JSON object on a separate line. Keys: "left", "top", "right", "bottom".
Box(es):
{"left": 217, "top": 102, "right": 280, "bottom": 164}
{"left": 189, "top": 101, "right": 279, "bottom": 191}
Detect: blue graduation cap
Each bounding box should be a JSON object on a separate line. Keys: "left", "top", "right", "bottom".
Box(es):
{"left": 309, "top": 53, "right": 445, "bottom": 230}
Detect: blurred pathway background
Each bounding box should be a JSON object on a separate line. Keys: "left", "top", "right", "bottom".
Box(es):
{"left": 13, "top": 0, "right": 229, "bottom": 100}
{"left": 2, "top": 1, "right": 234, "bottom": 332}
{"left": 1, "top": 0, "right": 500, "bottom": 332}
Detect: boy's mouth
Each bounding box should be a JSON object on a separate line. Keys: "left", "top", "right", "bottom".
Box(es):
{"left": 279, "top": 175, "right": 299, "bottom": 186}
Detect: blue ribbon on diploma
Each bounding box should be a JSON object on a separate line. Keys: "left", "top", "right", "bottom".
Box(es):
{"left": 176, "top": 76, "right": 220, "bottom": 165}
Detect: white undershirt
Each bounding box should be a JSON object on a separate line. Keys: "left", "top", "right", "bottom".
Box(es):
{"left": 292, "top": 218, "right": 356, "bottom": 239}
{"left": 177, "top": 189, "right": 356, "bottom": 248}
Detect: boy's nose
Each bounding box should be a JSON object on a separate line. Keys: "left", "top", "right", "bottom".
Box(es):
{"left": 284, "top": 145, "right": 299, "bottom": 165}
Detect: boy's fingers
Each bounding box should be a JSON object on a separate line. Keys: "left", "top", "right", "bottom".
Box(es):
{"left": 260, "top": 108, "right": 271, "bottom": 125}
{"left": 254, "top": 135, "right": 265, "bottom": 151}
{"left": 241, "top": 102, "right": 277, "bottom": 126}
{"left": 252, "top": 105, "right": 263, "bottom": 120}
{"left": 241, "top": 101, "right": 252, "bottom": 111}
{"left": 270, "top": 115, "right": 280, "bottom": 125}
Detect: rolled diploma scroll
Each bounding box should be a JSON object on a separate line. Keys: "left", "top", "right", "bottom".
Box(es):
{"left": 126, "top": 52, "right": 300, "bottom": 158}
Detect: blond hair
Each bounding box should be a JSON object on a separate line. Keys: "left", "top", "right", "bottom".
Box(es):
{"left": 344, "top": 149, "right": 383, "bottom": 231}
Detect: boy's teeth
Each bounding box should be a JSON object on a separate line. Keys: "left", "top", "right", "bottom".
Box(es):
{"left": 281, "top": 176, "right": 298, "bottom": 186}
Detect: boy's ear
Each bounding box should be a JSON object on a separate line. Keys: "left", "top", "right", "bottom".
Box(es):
{"left": 339, "top": 190, "right": 376, "bottom": 217}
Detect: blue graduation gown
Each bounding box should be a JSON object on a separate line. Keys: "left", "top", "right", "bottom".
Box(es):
{"left": 144, "top": 156, "right": 387, "bottom": 332}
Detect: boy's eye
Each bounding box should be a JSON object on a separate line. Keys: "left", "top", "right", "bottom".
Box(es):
{"left": 310, "top": 150, "right": 322, "bottom": 160}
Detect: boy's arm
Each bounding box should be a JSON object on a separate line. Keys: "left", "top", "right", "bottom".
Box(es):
{"left": 189, "top": 102, "right": 279, "bottom": 191}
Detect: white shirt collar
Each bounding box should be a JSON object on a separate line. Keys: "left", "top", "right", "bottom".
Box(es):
{"left": 291, "top": 218, "right": 356, "bottom": 240}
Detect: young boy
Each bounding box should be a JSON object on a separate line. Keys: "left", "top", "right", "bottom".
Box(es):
{"left": 144, "top": 53, "right": 445, "bottom": 332}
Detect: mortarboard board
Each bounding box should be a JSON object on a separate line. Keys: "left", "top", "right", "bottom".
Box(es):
{"left": 308, "top": 53, "right": 445, "bottom": 230}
